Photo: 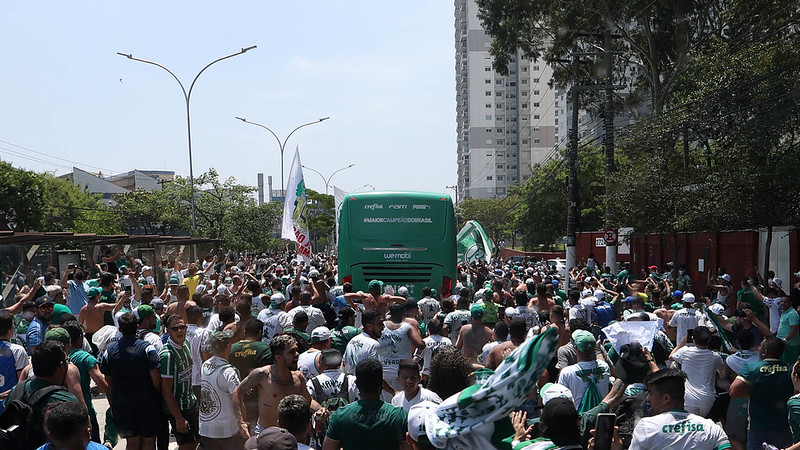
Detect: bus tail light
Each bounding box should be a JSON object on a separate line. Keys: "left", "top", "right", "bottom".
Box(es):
{"left": 442, "top": 276, "right": 453, "bottom": 296}
{"left": 343, "top": 275, "right": 352, "bottom": 284}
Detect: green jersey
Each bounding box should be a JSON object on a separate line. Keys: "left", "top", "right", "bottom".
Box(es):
{"left": 160, "top": 338, "right": 196, "bottom": 412}
{"left": 68, "top": 348, "right": 98, "bottom": 415}
{"left": 738, "top": 358, "right": 793, "bottom": 431}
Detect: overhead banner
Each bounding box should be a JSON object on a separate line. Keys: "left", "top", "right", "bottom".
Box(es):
{"left": 457, "top": 220, "right": 493, "bottom": 264}
{"left": 281, "top": 147, "right": 311, "bottom": 263}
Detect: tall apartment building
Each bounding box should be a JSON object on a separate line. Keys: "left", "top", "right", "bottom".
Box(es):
{"left": 455, "top": 0, "right": 558, "bottom": 201}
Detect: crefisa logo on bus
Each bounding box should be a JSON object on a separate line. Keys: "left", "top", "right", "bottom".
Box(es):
{"left": 384, "top": 252, "right": 412, "bottom": 260}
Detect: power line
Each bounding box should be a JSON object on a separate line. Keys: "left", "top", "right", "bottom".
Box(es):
{"left": 0, "top": 139, "right": 123, "bottom": 174}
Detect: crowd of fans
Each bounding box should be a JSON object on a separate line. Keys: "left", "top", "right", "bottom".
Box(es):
{"left": 2, "top": 247, "right": 800, "bottom": 450}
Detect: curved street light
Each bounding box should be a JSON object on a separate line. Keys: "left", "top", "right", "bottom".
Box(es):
{"left": 302, "top": 164, "right": 356, "bottom": 195}
{"left": 235, "top": 117, "right": 330, "bottom": 195}
{"left": 117, "top": 46, "right": 257, "bottom": 236}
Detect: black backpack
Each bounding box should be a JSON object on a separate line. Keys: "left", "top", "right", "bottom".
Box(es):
{"left": 310, "top": 374, "right": 351, "bottom": 412}
{"left": 0, "top": 380, "right": 68, "bottom": 450}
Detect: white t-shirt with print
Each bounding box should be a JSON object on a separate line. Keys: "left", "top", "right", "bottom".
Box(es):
{"left": 629, "top": 410, "right": 730, "bottom": 450}
{"left": 257, "top": 308, "right": 292, "bottom": 342}
{"left": 557, "top": 360, "right": 611, "bottom": 410}
{"left": 422, "top": 335, "right": 452, "bottom": 376}
{"left": 669, "top": 308, "right": 703, "bottom": 343}
{"left": 306, "top": 369, "right": 360, "bottom": 403}
{"left": 725, "top": 349, "right": 760, "bottom": 375}
{"left": 343, "top": 332, "right": 380, "bottom": 375}
{"left": 288, "top": 305, "right": 326, "bottom": 333}
{"left": 199, "top": 356, "right": 241, "bottom": 439}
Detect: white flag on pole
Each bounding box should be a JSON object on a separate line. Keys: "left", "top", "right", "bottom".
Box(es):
{"left": 333, "top": 186, "right": 347, "bottom": 249}
{"left": 281, "top": 147, "right": 312, "bottom": 263}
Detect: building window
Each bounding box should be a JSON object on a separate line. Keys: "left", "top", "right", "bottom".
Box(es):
{"left": 497, "top": 164, "right": 504, "bottom": 169}
{"left": 534, "top": 115, "right": 540, "bottom": 119}
{"left": 485, "top": 91, "right": 491, "bottom": 96}
{"left": 496, "top": 103, "right": 503, "bottom": 109}
{"left": 534, "top": 102, "right": 540, "bottom": 107}
{"left": 487, "top": 176, "right": 493, "bottom": 180}
{"left": 485, "top": 67, "right": 491, "bottom": 71}
{"left": 486, "top": 115, "right": 492, "bottom": 120}
{"left": 496, "top": 92, "right": 502, "bottom": 96}
{"left": 522, "top": 139, "right": 528, "bottom": 144}
{"left": 534, "top": 78, "right": 540, "bottom": 83}
{"left": 485, "top": 79, "right": 492, "bottom": 84}
{"left": 533, "top": 127, "right": 541, "bottom": 131}
{"left": 522, "top": 67, "right": 528, "bottom": 72}
{"left": 497, "top": 128, "right": 503, "bottom": 133}
{"left": 533, "top": 66, "right": 540, "bottom": 71}
{"left": 521, "top": 79, "right": 528, "bottom": 84}
{"left": 497, "top": 175, "right": 504, "bottom": 180}
{"left": 485, "top": 128, "right": 492, "bottom": 132}
{"left": 534, "top": 138, "right": 540, "bottom": 143}
{"left": 496, "top": 79, "right": 503, "bottom": 84}
{"left": 522, "top": 103, "right": 528, "bottom": 108}
{"left": 486, "top": 103, "right": 492, "bottom": 108}
{"left": 497, "top": 139, "right": 504, "bottom": 144}
{"left": 521, "top": 91, "right": 528, "bottom": 96}
{"left": 534, "top": 90, "right": 540, "bottom": 95}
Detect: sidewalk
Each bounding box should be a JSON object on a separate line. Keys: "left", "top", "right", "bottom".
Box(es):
{"left": 93, "top": 396, "right": 178, "bottom": 450}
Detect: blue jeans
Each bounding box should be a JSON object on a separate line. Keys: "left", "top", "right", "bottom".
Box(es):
{"left": 746, "top": 428, "right": 792, "bottom": 450}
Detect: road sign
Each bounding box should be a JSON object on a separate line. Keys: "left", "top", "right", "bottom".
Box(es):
{"left": 562, "top": 236, "right": 576, "bottom": 246}
{"left": 603, "top": 229, "right": 618, "bottom": 245}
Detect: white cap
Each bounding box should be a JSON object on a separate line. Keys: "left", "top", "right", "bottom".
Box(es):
{"left": 216, "top": 285, "right": 232, "bottom": 296}
{"left": 772, "top": 278, "right": 784, "bottom": 289}
{"left": 682, "top": 292, "right": 696, "bottom": 303}
{"left": 540, "top": 382, "right": 574, "bottom": 405}
{"left": 721, "top": 273, "right": 731, "bottom": 282}
{"left": 270, "top": 293, "right": 286, "bottom": 304}
{"left": 505, "top": 307, "right": 520, "bottom": 318}
{"left": 594, "top": 291, "right": 605, "bottom": 301}
{"left": 407, "top": 401, "right": 438, "bottom": 443}
{"left": 398, "top": 286, "right": 408, "bottom": 296}
{"left": 309, "top": 269, "right": 320, "bottom": 277}
{"left": 581, "top": 288, "right": 594, "bottom": 299}
{"left": 141, "top": 265, "right": 152, "bottom": 272}
{"left": 311, "top": 326, "right": 331, "bottom": 343}
{"left": 709, "top": 303, "right": 725, "bottom": 315}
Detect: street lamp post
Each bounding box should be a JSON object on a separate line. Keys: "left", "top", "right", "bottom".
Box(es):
{"left": 302, "top": 164, "right": 356, "bottom": 195}
{"left": 118, "top": 46, "right": 257, "bottom": 243}
{"left": 235, "top": 117, "right": 330, "bottom": 195}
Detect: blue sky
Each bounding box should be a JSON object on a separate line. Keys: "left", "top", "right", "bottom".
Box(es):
{"left": 0, "top": 1, "right": 456, "bottom": 195}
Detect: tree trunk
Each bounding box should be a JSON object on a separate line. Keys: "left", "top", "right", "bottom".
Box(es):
{"left": 672, "top": 232, "right": 680, "bottom": 280}
{"left": 763, "top": 225, "right": 773, "bottom": 281}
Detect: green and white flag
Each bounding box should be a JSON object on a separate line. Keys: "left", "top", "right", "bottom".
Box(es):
{"left": 424, "top": 327, "right": 559, "bottom": 448}
{"left": 457, "top": 220, "right": 493, "bottom": 264}
{"left": 281, "top": 147, "right": 311, "bottom": 263}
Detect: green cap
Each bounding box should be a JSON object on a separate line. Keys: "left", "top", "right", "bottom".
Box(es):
{"left": 45, "top": 327, "right": 71, "bottom": 345}
{"left": 51, "top": 304, "right": 71, "bottom": 325}
{"left": 87, "top": 287, "right": 102, "bottom": 298}
{"left": 169, "top": 275, "right": 180, "bottom": 285}
{"left": 470, "top": 303, "right": 484, "bottom": 318}
{"left": 136, "top": 304, "right": 155, "bottom": 322}
{"left": 430, "top": 288, "right": 438, "bottom": 298}
{"left": 571, "top": 330, "right": 595, "bottom": 352}
{"left": 368, "top": 280, "right": 384, "bottom": 291}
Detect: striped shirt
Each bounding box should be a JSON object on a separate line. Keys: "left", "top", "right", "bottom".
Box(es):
{"left": 160, "top": 338, "right": 196, "bottom": 411}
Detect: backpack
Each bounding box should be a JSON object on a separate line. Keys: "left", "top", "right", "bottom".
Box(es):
{"left": 0, "top": 379, "right": 68, "bottom": 450}
{"left": 310, "top": 374, "right": 351, "bottom": 412}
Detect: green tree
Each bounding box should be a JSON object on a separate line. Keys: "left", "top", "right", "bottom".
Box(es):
{"left": 40, "top": 174, "right": 118, "bottom": 234}
{"left": 114, "top": 186, "right": 190, "bottom": 235}
{"left": 455, "top": 197, "right": 517, "bottom": 248}
{"left": 0, "top": 161, "right": 46, "bottom": 231}
{"left": 306, "top": 189, "right": 335, "bottom": 253}
{"left": 515, "top": 145, "right": 606, "bottom": 250}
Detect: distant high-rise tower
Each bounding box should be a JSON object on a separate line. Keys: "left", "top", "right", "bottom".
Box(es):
{"left": 455, "top": 0, "right": 558, "bottom": 201}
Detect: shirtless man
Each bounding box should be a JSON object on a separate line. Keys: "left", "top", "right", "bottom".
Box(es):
{"left": 363, "top": 280, "right": 405, "bottom": 318}
{"left": 79, "top": 288, "right": 126, "bottom": 339}
{"left": 455, "top": 304, "right": 495, "bottom": 363}
{"left": 233, "top": 334, "right": 320, "bottom": 435}
{"left": 484, "top": 317, "right": 527, "bottom": 370}
{"left": 166, "top": 285, "right": 196, "bottom": 323}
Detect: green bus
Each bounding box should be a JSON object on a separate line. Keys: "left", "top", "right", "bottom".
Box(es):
{"left": 337, "top": 191, "right": 457, "bottom": 298}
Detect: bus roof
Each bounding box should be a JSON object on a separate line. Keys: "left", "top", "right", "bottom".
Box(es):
{"left": 343, "top": 191, "right": 453, "bottom": 202}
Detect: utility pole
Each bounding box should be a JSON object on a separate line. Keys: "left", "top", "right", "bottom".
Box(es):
{"left": 603, "top": 29, "right": 619, "bottom": 275}
{"left": 446, "top": 185, "right": 459, "bottom": 205}
{"left": 565, "top": 55, "right": 581, "bottom": 288}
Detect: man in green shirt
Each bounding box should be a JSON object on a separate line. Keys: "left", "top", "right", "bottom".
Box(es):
{"left": 63, "top": 320, "right": 108, "bottom": 443}
{"left": 777, "top": 296, "right": 800, "bottom": 365}
{"left": 737, "top": 278, "right": 764, "bottom": 317}
{"left": 160, "top": 314, "right": 199, "bottom": 450}
{"left": 324, "top": 358, "right": 408, "bottom": 449}
{"left": 330, "top": 307, "right": 360, "bottom": 355}
{"left": 730, "top": 335, "right": 794, "bottom": 450}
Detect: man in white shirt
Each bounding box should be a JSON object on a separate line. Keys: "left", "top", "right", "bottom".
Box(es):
{"left": 186, "top": 305, "right": 211, "bottom": 398}
{"left": 669, "top": 326, "right": 723, "bottom": 417}
{"left": 391, "top": 359, "right": 442, "bottom": 411}
{"left": 557, "top": 330, "right": 610, "bottom": 411}
{"left": 287, "top": 292, "right": 326, "bottom": 333}
{"left": 199, "top": 329, "right": 246, "bottom": 450}
{"left": 669, "top": 293, "right": 703, "bottom": 344}
{"left": 297, "top": 326, "right": 331, "bottom": 380}
{"left": 630, "top": 368, "right": 730, "bottom": 449}
{"left": 343, "top": 309, "right": 384, "bottom": 375}
{"left": 417, "top": 287, "right": 440, "bottom": 324}
{"left": 257, "top": 293, "right": 292, "bottom": 343}
{"left": 420, "top": 318, "right": 451, "bottom": 380}
{"left": 306, "top": 349, "right": 360, "bottom": 404}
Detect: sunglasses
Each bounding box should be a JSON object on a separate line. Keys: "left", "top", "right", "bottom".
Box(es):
{"left": 169, "top": 325, "right": 187, "bottom": 331}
